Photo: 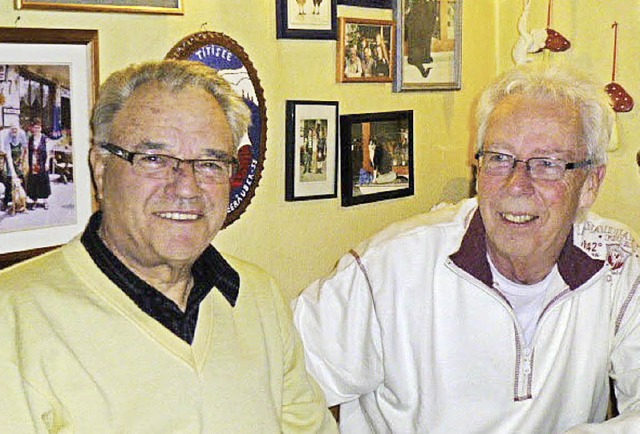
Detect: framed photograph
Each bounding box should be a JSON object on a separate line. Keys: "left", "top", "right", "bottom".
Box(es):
{"left": 285, "top": 100, "right": 338, "bottom": 201}
{"left": 166, "top": 31, "right": 267, "bottom": 229}
{"left": 276, "top": 0, "right": 338, "bottom": 39}
{"left": 338, "top": 0, "right": 391, "bottom": 8}
{"left": 16, "top": 0, "right": 182, "bottom": 14}
{"left": 337, "top": 17, "right": 395, "bottom": 83}
{"left": 341, "top": 110, "right": 414, "bottom": 207}
{"left": 0, "top": 28, "right": 98, "bottom": 265}
{"left": 393, "top": 0, "right": 463, "bottom": 91}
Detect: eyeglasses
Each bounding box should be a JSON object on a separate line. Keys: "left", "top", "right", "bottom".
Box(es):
{"left": 475, "top": 150, "right": 592, "bottom": 181}
{"left": 100, "top": 142, "right": 238, "bottom": 184}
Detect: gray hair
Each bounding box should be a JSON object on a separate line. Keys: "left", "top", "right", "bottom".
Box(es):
{"left": 476, "top": 62, "right": 614, "bottom": 166}
{"left": 91, "top": 59, "right": 251, "bottom": 150}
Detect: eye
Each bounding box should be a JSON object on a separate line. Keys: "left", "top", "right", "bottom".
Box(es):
{"left": 194, "top": 159, "right": 225, "bottom": 174}
{"left": 135, "top": 154, "right": 170, "bottom": 168}
{"left": 535, "top": 158, "right": 563, "bottom": 169}
{"left": 486, "top": 152, "right": 512, "bottom": 163}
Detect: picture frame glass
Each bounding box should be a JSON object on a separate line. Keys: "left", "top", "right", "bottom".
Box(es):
{"left": 286, "top": 101, "right": 338, "bottom": 201}
{"left": 277, "top": 0, "right": 337, "bottom": 40}
{"left": 394, "top": 0, "right": 462, "bottom": 91}
{"left": 0, "top": 39, "right": 95, "bottom": 255}
{"left": 341, "top": 111, "right": 414, "bottom": 206}
{"left": 338, "top": 18, "right": 394, "bottom": 83}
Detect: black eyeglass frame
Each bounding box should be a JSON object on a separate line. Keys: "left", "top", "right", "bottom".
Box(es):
{"left": 474, "top": 150, "right": 592, "bottom": 179}
{"left": 99, "top": 142, "right": 239, "bottom": 181}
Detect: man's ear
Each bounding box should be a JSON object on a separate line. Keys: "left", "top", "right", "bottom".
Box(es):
{"left": 89, "top": 146, "right": 106, "bottom": 203}
{"left": 579, "top": 164, "right": 606, "bottom": 211}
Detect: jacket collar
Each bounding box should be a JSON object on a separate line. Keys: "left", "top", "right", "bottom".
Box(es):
{"left": 449, "top": 209, "right": 604, "bottom": 290}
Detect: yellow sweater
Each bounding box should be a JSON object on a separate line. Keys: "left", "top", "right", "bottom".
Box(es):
{"left": 0, "top": 237, "right": 337, "bottom": 433}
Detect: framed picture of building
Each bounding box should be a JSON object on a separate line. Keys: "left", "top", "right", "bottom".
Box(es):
{"left": 340, "top": 110, "right": 414, "bottom": 206}
{"left": 393, "top": 0, "right": 463, "bottom": 91}
{"left": 0, "top": 28, "right": 98, "bottom": 267}
{"left": 16, "top": 0, "right": 182, "bottom": 14}
{"left": 337, "top": 17, "right": 395, "bottom": 83}
{"left": 285, "top": 100, "right": 339, "bottom": 201}
{"left": 276, "top": 0, "right": 338, "bottom": 39}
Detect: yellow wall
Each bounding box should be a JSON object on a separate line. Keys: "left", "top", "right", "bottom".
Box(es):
{"left": 2, "top": 1, "right": 495, "bottom": 299}
{"left": 496, "top": 0, "right": 640, "bottom": 236}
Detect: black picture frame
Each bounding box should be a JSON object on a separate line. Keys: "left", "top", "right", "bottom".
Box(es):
{"left": 338, "top": 0, "right": 391, "bottom": 8}
{"left": 285, "top": 100, "right": 339, "bottom": 201}
{"left": 276, "top": 0, "right": 338, "bottom": 40}
{"left": 341, "top": 110, "right": 414, "bottom": 206}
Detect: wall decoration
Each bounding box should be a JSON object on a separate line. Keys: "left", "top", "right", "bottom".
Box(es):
{"left": 337, "top": 17, "right": 394, "bottom": 83}
{"left": 166, "top": 31, "right": 267, "bottom": 229}
{"left": 338, "top": 0, "right": 391, "bottom": 8}
{"left": 285, "top": 100, "right": 338, "bottom": 201}
{"left": 605, "top": 22, "right": 633, "bottom": 113}
{"left": 393, "top": 0, "right": 462, "bottom": 91}
{"left": 0, "top": 28, "right": 98, "bottom": 266}
{"left": 276, "top": 0, "right": 338, "bottom": 39}
{"left": 340, "top": 110, "right": 414, "bottom": 206}
{"left": 16, "top": 0, "right": 182, "bottom": 14}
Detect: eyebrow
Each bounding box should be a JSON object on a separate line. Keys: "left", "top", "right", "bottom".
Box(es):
{"left": 133, "top": 141, "right": 235, "bottom": 160}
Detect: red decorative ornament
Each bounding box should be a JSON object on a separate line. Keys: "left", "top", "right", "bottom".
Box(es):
{"left": 606, "top": 22, "right": 633, "bottom": 113}
{"left": 544, "top": 28, "right": 570, "bottom": 52}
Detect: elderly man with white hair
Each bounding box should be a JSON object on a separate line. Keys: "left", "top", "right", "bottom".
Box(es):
{"left": 294, "top": 62, "right": 640, "bottom": 433}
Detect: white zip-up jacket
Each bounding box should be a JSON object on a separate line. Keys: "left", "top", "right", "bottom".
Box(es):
{"left": 294, "top": 198, "right": 640, "bottom": 433}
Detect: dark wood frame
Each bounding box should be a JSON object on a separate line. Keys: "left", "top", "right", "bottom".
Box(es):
{"left": 338, "top": 0, "right": 391, "bottom": 8}
{"left": 285, "top": 100, "right": 339, "bottom": 201}
{"left": 0, "top": 27, "right": 99, "bottom": 269}
{"left": 340, "top": 110, "right": 414, "bottom": 207}
{"left": 16, "top": 0, "right": 183, "bottom": 14}
{"left": 276, "top": 0, "right": 338, "bottom": 39}
{"left": 166, "top": 31, "right": 267, "bottom": 229}
{"left": 337, "top": 17, "right": 395, "bottom": 83}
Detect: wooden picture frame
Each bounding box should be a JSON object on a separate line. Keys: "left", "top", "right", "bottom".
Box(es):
{"left": 285, "top": 100, "right": 339, "bottom": 201}
{"left": 166, "top": 31, "right": 267, "bottom": 229}
{"left": 337, "top": 17, "right": 395, "bottom": 83}
{"left": 0, "top": 28, "right": 98, "bottom": 267}
{"left": 276, "top": 0, "right": 338, "bottom": 39}
{"left": 393, "top": 0, "right": 463, "bottom": 91}
{"left": 340, "top": 110, "right": 414, "bottom": 206}
{"left": 16, "top": 0, "right": 182, "bottom": 14}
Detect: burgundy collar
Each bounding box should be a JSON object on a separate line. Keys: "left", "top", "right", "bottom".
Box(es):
{"left": 449, "top": 209, "right": 604, "bottom": 290}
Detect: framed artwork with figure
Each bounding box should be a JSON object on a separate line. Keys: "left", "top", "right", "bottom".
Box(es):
{"left": 285, "top": 100, "right": 339, "bottom": 201}
{"left": 0, "top": 27, "right": 98, "bottom": 268}
{"left": 393, "top": 0, "right": 463, "bottom": 91}
{"left": 340, "top": 110, "right": 414, "bottom": 206}
{"left": 276, "top": 0, "right": 338, "bottom": 39}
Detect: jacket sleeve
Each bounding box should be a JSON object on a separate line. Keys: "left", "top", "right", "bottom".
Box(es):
{"left": 293, "top": 249, "right": 384, "bottom": 407}
{"left": 566, "top": 272, "right": 640, "bottom": 433}
{"left": 272, "top": 277, "right": 339, "bottom": 434}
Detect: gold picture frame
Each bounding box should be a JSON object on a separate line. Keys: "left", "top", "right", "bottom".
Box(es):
{"left": 16, "top": 0, "right": 182, "bottom": 14}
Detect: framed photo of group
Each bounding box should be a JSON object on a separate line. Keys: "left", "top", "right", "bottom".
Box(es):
{"left": 337, "top": 17, "right": 395, "bottom": 83}
{"left": 340, "top": 110, "right": 414, "bottom": 206}
{"left": 285, "top": 100, "right": 339, "bottom": 201}
{"left": 393, "top": 0, "right": 463, "bottom": 91}
{"left": 0, "top": 27, "right": 98, "bottom": 268}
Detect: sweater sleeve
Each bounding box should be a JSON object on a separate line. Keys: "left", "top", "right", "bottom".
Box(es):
{"left": 293, "top": 248, "right": 384, "bottom": 407}
{"left": 272, "top": 277, "right": 339, "bottom": 433}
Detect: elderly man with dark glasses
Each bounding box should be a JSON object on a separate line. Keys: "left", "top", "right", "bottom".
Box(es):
{"left": 294, "top": 63, "right": 640, "bottom": 432}
{"left": 0, "top": 60, "right": 337, "bottom": 433}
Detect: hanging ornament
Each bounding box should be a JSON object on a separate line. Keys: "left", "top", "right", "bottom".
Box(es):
{"left": 535, "top": 0, "right": 571, "bottom": 53}
{"left": 605, "top": 22, "right": 633, "bottom": 113}
{"left": 512, "top": 0, "right": 548, "bottom": 64}
{"left": 0, "top": 92, "right": 5, "bottom": 106}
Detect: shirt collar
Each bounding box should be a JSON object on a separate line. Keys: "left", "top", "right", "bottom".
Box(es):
{"left": 80, "top": 211, "right": 239, "bottom": 307}
{"left": 449, "top": 209, "right": 604, "bottom": 290}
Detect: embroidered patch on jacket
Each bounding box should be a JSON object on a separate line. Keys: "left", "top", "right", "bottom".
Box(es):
{"left": 577, "top": 221, "right": 639, "bottom": 270}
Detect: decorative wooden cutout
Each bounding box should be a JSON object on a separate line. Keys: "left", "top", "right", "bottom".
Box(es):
{"left": 605, "top": 22, "right": 633, "bottom": 113}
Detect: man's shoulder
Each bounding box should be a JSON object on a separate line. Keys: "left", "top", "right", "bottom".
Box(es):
{"left": 574, "top": 212, "right": 640, "bottom": 267}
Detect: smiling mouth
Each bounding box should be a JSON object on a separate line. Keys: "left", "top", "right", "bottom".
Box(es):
{"left": 500, "top": 212, "right": 538, "bottom": 224}
{"left": 155, "top": 212, "right": 201, "bottom": 221}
